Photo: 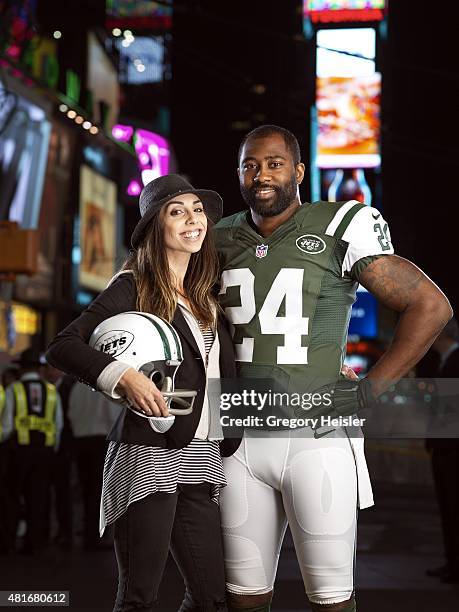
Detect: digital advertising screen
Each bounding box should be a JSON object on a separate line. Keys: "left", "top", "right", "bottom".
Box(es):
{"left": 316, "top": 73, "right": 381, "bottom": 168}
{"left": 315, "top": 27, "right": 380, "bottom": 169}
{"left": 304, "top": 0, "right": 385, "bottom": 24}
{"left": 14, "top": 121, "right": 77, "bottom": 306}
{"left": 316, "top": 27, "right": 376, "bottom": 78}
{"left": 116, "top": 35, "right": 166, "bottom": 84}
{"left": 87, "top": 32, "right": 120, "bottom": 130}
{"left": 0, "top": 86, "right": 51, "bottom": 229}
{"left": 78, "top": 165, "right": 117, "bottom": 292}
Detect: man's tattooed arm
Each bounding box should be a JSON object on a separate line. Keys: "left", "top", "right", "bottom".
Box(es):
{"left": 359, "top": 255, "right": 452, "bottom": 395}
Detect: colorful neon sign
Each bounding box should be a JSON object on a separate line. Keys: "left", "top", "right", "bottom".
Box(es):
{"left": 112, "top": 124, "right": 170, "bottom": 195}
{"left": 304, "top": 1, "right": 385, "bottom": 24}
{"left": 106, "top": 0, "right": 172, "bottom": 30}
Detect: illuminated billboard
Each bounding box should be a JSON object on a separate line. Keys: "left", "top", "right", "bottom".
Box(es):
{"left": 87, "top": 32, "right": 120, "bottom": 130}
{"left": 314, "top": 28, "right": 380, "bottom": 169}
{"left": 79, "top": 165, "right": 117, "bottom": 292}
{"left": 0, "top": 87, "right": 50, "bottom": 229}
{"left": 116, "top": 36, "right": 166, "bottom": 84}
{"left": 316, "top": 73, "right": 381, "bottom": 168}
{"left": 304, "top": 1, "right": 385, "bottom": 24}
{"left": 316, "top": 27, "right": 376, "bottom": 77}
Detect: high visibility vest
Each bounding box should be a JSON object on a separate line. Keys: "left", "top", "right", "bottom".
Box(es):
{"left": 0, "top": 385, "right": 5, "bottom": 441}
{"left": 12, "top": 381, "right": 57, "bottom": 447}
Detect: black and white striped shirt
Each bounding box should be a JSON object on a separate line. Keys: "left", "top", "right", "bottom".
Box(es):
{"left": 100, "top": 321, "right": 225, "bottom": 535}
{"left": 199, "top": 321, "right": 214, "bottom": 354}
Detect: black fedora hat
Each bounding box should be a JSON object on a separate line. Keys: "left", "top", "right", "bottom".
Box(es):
{"left": 131, "top": 174, "right": 223, "bottom": 249}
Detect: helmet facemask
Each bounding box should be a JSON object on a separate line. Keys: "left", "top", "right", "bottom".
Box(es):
{"left": 139, "top": 359, "right": 195, "bottom": 415}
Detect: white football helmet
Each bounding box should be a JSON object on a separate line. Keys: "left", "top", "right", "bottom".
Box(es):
{"left": 89, "top": 311, "right": 197, "bottom": 433}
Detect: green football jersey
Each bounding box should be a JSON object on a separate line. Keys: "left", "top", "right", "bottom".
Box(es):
{"left": 214, "top": 200, "right": 394, "bottom": 392}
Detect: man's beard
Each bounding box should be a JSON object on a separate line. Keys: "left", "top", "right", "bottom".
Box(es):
{"left": 240, "top": 176, "right": 298, "bottom": 217}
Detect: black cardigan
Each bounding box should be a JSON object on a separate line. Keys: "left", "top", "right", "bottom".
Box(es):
{"left": 46, "top": 273, "right": 240, "bottom": 456}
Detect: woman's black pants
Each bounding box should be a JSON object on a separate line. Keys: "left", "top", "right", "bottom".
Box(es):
{"left": 113, "top": 483, "right": 228, "bottom": 612}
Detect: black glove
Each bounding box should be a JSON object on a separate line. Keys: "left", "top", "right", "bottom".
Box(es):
{"left": 328, "top": 377, "right": 375, "bottom": 418}
{"left": 294, "top": 377, "right": 375, "bottom": 421}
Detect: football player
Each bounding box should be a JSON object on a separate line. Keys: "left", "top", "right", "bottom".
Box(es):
{"left": 214, "top": 125, "right": 452, "bottom": 612}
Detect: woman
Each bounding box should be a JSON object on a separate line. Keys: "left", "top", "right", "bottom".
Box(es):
{"left": 47, "top": 174, "right": 239, "bottom": 612}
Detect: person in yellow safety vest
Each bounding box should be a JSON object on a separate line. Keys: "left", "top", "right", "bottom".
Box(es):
{"left": 1, "top": 348, "right": 63, "bottom": 555}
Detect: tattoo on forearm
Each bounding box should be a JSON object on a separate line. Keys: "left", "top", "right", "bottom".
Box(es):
{"left": 360, "top": 256, "right": 426, "bottom": 311}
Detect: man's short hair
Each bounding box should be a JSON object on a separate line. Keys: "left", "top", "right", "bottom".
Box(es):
{"left": 238, "top": 124, "right": 301, "bottom": 166}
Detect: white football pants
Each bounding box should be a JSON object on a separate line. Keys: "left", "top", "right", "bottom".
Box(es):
{"left": 220, "top": 432, "right": 358, "bottom": 605}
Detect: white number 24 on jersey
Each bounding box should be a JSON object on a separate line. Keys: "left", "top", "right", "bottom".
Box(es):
{"left": 219, "top": 268, "right": 309, "bottom": 365}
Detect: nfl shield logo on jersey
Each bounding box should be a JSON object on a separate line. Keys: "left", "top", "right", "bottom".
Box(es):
{"left": 255, "top": 244, "right": 268, "bottom": 258}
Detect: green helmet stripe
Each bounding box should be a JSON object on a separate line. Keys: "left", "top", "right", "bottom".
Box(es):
{"left": 166, "top": 323, "right": 183, "bottom": 360}
{"left": 133, "top": 313, "right": 173, "bottom": 360}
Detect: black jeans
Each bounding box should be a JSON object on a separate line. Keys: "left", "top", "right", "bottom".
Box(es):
{"left": 113, "top": 483, "right": 227, "bottom": 612}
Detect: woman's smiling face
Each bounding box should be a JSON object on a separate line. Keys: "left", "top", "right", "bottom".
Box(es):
{"left": 160, "top": 193, "right": 208, "bottom": 257}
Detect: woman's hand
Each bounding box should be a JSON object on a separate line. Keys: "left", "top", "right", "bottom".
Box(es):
{"left": 341, "top": 364, "right": 359, "bottom": 381}
{"left": 116, "top": 368, "right": 169, "bottom": 417}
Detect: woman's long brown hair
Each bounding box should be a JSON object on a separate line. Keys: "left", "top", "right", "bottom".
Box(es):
{"left": 122, "top": 210, "right": 219, "bottom": 328}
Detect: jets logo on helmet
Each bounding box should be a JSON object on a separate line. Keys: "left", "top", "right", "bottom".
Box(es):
{"left": 93, "top": 330, "right": 134, "bottom": 357}
{"left": 89, "top": 312, "right": 196, "bottom": 433}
